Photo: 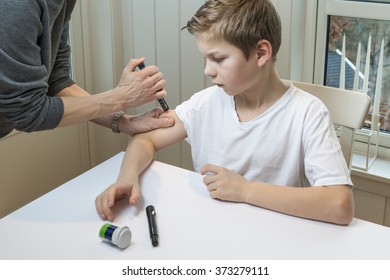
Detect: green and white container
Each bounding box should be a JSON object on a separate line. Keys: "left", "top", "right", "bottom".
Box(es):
{"left": 99, "top": 223, "right": 132, "bottom": 249}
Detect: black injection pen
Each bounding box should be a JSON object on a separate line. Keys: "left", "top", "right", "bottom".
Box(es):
{"left": 146, "top": 205, "right": 159, "bottom": 247}
{"left": 137, "top": 62, "right": 169, "bottom": 111}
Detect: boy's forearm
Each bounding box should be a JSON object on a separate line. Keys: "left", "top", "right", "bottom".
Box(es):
{"left": 116, "top": 135, "right": 156, "bottom": 183}
{"left": 115, "top": 109, "right": 185, "bottom": 185}
{"left": 243, "top": 182, "right": 353, "bottom": 225}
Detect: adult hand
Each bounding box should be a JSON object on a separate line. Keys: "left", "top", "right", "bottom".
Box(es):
{"left": 115, "top": 58, "right": 167, "bottom": 109}
{"left": 200, "top": 164, "right": 249, "bottom": 203}
{"left": 95, "top": 181, "right": 141, "bottom": 221}
{"left": 121, "top": 107, "right": 175, "bottom": 137}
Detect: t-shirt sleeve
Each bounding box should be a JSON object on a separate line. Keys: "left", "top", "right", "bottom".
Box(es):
{"left": 302, "top": 99, "right": 353, "bottom": 187}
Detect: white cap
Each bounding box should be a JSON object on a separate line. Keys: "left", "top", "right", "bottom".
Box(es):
{"left": 112, "top": 226, "right": 132, "bottom": 249}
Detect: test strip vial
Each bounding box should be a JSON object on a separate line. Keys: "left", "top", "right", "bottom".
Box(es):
{"left": 99, "top": 223, "right": 132, "bottom": 249}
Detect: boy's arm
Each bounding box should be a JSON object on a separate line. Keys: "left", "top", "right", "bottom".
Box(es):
{"left": 201, "top": 164, "right": 354, "bottom": 225}
{"left": 95, "top": 110, "right": 187, "bottom": 221}
{"left": 243, "top": 182, "right": 353, "bottom": 225}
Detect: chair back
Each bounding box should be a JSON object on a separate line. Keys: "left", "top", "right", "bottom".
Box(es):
{"left": 292, "top": 80, "right": 371, "bottom": 169}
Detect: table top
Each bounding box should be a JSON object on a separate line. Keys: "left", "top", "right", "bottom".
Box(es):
{"left": 1, "top": 152, "right": 390, "bottom": 260}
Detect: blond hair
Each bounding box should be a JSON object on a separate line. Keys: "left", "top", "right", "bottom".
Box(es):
{"left": 184, "top": 0, "right": 281, "bottom": 60}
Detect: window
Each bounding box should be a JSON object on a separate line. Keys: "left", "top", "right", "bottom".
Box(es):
{"left": 325, "top": 15, "right": 390, "bottom": 132}
{"left": 315, "top": 0, "right": 390, "bottom": 149}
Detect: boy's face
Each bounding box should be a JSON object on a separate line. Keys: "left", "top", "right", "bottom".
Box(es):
{"left": 196, "top": 35, "right": 260, "bottom": 96}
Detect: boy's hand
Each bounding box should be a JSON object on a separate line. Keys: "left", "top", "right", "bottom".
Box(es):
{"left": 95, "top": 181, "right": 141, "bottom": 221}
{"left": 200, "top": 164, "right": 248, "bottom": 203}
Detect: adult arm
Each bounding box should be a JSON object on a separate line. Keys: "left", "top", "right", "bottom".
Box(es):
{"left": 51, "top": 22, "right": 173, "bottom": 133}
{"left": 57, "top": 74, "right": 173, "bottom": 136}
{"left": 0, "top": 1, "right": 168, "bottom": 135}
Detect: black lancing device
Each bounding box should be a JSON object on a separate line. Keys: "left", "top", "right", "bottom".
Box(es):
{"left": 146, "top": 205, "right": 159, "bottom": 247}
{"left": 137, "top": 62, "right": 169, "bottom": 111}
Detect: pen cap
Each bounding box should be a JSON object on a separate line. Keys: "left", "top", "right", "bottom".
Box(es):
{"left": 112, "top": 226, "right": 132, "bottom": 249}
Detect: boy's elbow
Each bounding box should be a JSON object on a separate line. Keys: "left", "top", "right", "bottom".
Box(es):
{"left": 332, "top": 187, "right": 355, "bottom": 225}
{"left": 335, "top": 206, "right": 354, "bottom": 225}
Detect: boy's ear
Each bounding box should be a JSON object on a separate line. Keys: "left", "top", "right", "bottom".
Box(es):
{"left": 256, "top": 39, "right": 273, "bottom": 66}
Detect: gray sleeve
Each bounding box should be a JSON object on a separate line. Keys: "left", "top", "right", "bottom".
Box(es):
{"left": 0, "top": 1, "right": 73, "bottom": 133}
{"left": 48, "top": 22, "right": 75, "bottom": 97}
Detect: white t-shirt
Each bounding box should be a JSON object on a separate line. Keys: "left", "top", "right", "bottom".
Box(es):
{"left": 175, "top": 84, "right": 352, "bottom": 187}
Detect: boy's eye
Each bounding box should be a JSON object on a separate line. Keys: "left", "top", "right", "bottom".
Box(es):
{"left": 212, "top": 57, "right": 224, "bottom": 63}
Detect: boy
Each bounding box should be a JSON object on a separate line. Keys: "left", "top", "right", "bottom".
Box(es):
{"left": 95, "top": 0, "right": 354, "bottom": 225}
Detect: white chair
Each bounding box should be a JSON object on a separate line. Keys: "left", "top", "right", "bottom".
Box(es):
{"left": 291, "top": 80, "right": 371, "bottom": 169}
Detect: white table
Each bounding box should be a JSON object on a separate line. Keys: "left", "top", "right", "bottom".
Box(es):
{"left": 1, "top": 152, "right": 390, "bottom": 260}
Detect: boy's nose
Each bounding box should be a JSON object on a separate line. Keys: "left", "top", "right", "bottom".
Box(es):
{"left": 204, "top": 62, "right": 216, "bottom": 78}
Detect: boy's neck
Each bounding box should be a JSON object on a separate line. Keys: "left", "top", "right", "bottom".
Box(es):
{"left": 236, "top": 70, "right": 287, "bottom": 105}
{"left": 233, "top": 70, "right": 289, "bottom": 122}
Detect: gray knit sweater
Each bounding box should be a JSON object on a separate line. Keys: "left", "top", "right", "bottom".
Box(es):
{"left": 0, "top": 0, "right": 77, "bottom": 138}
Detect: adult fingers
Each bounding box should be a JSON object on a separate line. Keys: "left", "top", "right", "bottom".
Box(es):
{"left": 125, "top": 57, "right": 145, "bottom": 73}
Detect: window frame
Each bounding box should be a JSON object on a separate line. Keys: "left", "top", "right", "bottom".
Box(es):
{"left": 313, "top": 0, "right": 390, "bottom": 151}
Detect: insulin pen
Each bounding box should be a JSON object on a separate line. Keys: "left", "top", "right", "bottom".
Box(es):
{"left": 137, "top": 62, "right": 169, "bottom": 111}
{"left": 146, "top": 205, "right": 159, "bottom": 247}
